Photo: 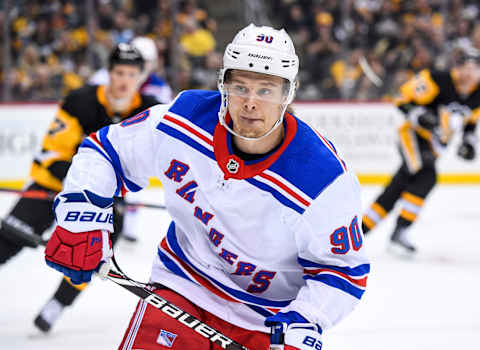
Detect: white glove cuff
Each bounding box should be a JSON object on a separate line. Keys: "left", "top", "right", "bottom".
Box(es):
{"left": 284, "top": 324, "right": 323, "bottom": 350}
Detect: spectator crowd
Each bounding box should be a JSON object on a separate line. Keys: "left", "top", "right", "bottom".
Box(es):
{"left": 274, "top": 0, "right": 480, "bottom": 100}
{"left": 1, "top": 0, "right": 220, "bottom": 101}
{"left": 1, "top": 0, "right": 480, "bottom": 101}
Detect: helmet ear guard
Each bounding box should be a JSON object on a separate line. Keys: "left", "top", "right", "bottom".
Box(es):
{"left": 218, "top": 24, "right": 299, "bottom": 141}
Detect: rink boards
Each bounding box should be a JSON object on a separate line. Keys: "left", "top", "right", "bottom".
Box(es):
{"left": 0, "top": 102, "right": 479, "bottom": 188}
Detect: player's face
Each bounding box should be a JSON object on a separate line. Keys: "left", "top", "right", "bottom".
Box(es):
{"left": 455, "top": 60, "right": 480, "bottom": 84}
{"left": 226, "top": 70, "right": 287, "bottom": 138}
{"left": 109, "top": 64, "right": 142, "bottom": 99}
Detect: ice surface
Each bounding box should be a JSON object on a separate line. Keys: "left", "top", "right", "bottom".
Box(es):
{"left": 0, "top": 185, "right": 479, "bottom": 350}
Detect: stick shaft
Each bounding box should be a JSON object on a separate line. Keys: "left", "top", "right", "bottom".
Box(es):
{"left": 106, "top": 271, "right": 249, "bottom": 350}
{"left": 22, "top": 231, "right": 249, "bottom": 349}
{"left": 0, "top": 187, "right": 166, "bottom": 210}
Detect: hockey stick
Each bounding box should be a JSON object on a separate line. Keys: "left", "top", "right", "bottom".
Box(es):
{"left": 359, "top": 55, "right": 383, "bottom": 87}
{"left": 0, "top": 219, "right": 49, "bottom": 247}
{"left": 105, "top": 257, "right": 250, "bottom": 350}
{"left": 0, "top": 187, "right": 167, "bottom": 210}
{"left": 12, "top": 227, "right": 249, "bottom": 349}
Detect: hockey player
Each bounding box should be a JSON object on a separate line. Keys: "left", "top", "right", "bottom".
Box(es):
{"left": 89, "top": 36, "right": 173, "bottom": 104}
{"left": 44, "top": 24, "right": 369, "bottom": 349}
{"left": 362, "top": 47, "right": 480, "bottom": 253}
{"left": 0, "top": 43, "right": 158, "bottom": 332}
{"left": 90, "top": 36, "right": 173, "bottom": 242}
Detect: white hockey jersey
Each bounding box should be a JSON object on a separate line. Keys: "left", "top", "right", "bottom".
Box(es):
{"left": 55, "top": 90, "right": 370, "bottom": 333}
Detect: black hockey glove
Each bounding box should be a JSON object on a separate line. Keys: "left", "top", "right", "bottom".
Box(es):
{"left": 457, "top": 141, "right": 475, "bottom": 160}
{"left": 407, "top": 107, "right": 438, "bottom": 130}
{"left": 417, "top": 111, "right": 438, "bottom": 130}
{"left": 458, "top": 132, "right": 477, "bottom": 161}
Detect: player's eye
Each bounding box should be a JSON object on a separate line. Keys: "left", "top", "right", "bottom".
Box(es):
{"left": 232, "top": 85, "right": 248, "bottom": 95}
{"left": 257, "top": 88, "right": 272, "bottom": 96}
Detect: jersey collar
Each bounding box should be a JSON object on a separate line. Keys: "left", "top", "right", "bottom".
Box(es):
{"left": 96, "top": 85, "right": 142, "bottom": 119}
{"left": 213, "top": 112, "right": 297, "bottom": 180}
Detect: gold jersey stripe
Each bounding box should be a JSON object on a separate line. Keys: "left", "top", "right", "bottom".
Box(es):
{"left": 371, "top": 202, "right": 387, "bottom": 218}
{"left": 399, "top": 209, "right": 417, "bottom": 222}
{"left": 398, "top": 122, "right": 421, "bottom": 173}
{"left": 401, "top": 191, "right": 425, "bottom": 206}
{"left": 467, "top": 107, "right": 480, "bottom": 124}
{"left": 362, "top": 215, "right": 376, "bottom": 230}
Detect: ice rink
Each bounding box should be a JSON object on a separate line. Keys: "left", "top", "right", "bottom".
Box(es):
{"left": 1, "top": 185, "right": 479, "bottom": 350}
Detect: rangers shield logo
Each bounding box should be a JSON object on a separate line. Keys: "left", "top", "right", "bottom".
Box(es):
{"left": 156, "top": 329, "right": 177, "bottom": 347}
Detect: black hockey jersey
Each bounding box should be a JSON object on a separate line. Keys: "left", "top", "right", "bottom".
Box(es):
{"left": 31, "top": 85, "right": 158, "bottom": 191}
{"left": 393, "top": 69, "right": 480, "bottom": 144}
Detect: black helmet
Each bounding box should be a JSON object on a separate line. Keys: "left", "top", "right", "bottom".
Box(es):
{"left": 108, "top": 43, "right": 144, "bottom": 71}
{"left": 452, "top": 45, "right": 480, "bottom": 66}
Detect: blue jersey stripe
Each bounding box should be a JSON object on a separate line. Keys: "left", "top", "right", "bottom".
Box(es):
{"left": 157, "top": 123, "right": 215, "bottom": 161}
{"left": 304, "top": 274, "right": 365, "bottom": 299}
{"left": 246, "top": 304, "right": 275, "bottom": 317}
{"left": 158, "top": 248, "right": 192, "bottom": 282}
{"left": 246, "top": 178, "right": 305, "bottom": 214}
{"left": 164, "top": 222, "right": 293, "bottom": 308}
{"left": 58, "top": 191, "right": 114, "bottom": 209}
{"left": 80, "top": 138, "right": 123, "bottom": 196}
{"left": 168, "top": 90, "right": 219, "bottom": 136}
{"left": 298, "top": 258, "right": 370, "bottom": 276}
{"left": 269, "top": 118, "right": 345, "bottom": 201}
{"left": 98, "top": 127, "right": 142, "bottom": 192}
{"left": 158, "top": 246, "right": 277, "bottom": 318}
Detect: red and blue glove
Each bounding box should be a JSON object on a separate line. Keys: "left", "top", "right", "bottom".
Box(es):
{"left": 45, "top": 226, "right": 112, "bottom": 284}
{"left": 266, "top": 311, "right": 323, "bottom": 350}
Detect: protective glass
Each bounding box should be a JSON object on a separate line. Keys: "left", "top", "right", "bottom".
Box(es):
{"left": 224, "top": 79, "right": 289, "bottom": 105}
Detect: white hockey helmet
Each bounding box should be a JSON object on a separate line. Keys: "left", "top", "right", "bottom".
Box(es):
{"left": 218, "top": 24, "right": 299, "bottom": 140}
{"left": 131, "top": 37, "right": 158, "bottom": 62}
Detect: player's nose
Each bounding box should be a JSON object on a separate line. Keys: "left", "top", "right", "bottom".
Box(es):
{"left": 242, "top": 95, "right": 257, "bottom": 111}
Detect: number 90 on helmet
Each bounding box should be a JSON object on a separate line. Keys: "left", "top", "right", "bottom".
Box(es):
{"left": 218, "top": 24, "right": 299, "bottom": 140}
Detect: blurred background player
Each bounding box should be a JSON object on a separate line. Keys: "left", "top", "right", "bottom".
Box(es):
{"left": 0, "top": 42, "right": 158, "bottom": 333}
{"left": 362, "top": 46, "right": 480, "bottom": 253}
{"left": 89, "top": 36, "right": 172, "bottom": 104}
{"left": 89, "top": 36, "right": 172, "bottom": 243}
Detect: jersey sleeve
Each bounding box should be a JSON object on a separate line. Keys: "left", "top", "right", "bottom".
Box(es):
{"left": 30, "top": 94, "right": 85, "bottom": 191}
{"left": 281, "top": 171, "right": 369, "bottom": 331}
{"left": 393, "top": 69, "right": 440, "bottom": 113}
{"left": 464, "top": 106, "right": 480, "bottom": 135}
{"left": 54, "top": 103, "right": 170, "bottom": 233}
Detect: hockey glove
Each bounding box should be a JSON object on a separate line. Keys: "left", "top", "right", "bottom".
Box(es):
{"left": 458, "top": 132, "right": 476, "bottom": 160}
{"left": 45, "top": 226, "right": 112, "bottom": 284}
{"left": 266, "top": 311, "right": 323, "bottom": 350}
{"left": 408, "top": 106, "right": 438, "bottom": 130}
{"left": 458, "top": 142, "right": 475, "bottom": 160}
